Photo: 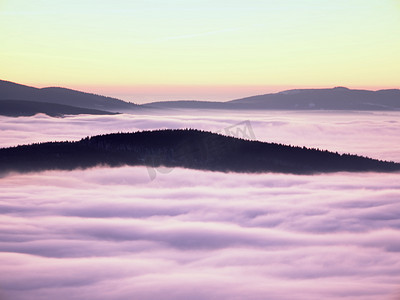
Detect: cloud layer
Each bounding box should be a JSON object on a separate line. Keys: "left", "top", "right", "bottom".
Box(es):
{"left": 1, "top": 111, "right": 400, "bottom": 299}
{"left": 1, "top": 166, "right": 400, "bottom": 300}
{"left": 1, "top": 110, "right": 399, "bottom": 161}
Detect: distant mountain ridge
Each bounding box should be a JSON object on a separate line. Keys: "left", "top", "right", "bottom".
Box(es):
{"left": 227, "top": 87, "right": 400, "bottom": 110}
{"left": 2, "top": 79, "right": 400, "bottom": 113}
{"left": 1, "top": 129, "right": 399, "bottom": 176}
{"left": 144, "top": 86, "right": 400, "bottom": 111}
{"left": 0, "top": 79, "right": 138, "bottom": 112}
{"left": 0, "top": 100, "right": 118, "bottom": 117}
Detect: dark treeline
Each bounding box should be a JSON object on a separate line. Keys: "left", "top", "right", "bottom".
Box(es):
{"left": 0, "top": 100, "right": 118, "bottom": 117}
{"left": 0, "top": 129, "right": 399, "bottom": 175}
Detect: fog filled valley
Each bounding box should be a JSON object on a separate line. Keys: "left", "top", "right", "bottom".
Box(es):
{"left": 1, "top": 111, "right": 400, "bottom": 299}
{"left": 3, "top": 0, "right": 400, "bottom": 298}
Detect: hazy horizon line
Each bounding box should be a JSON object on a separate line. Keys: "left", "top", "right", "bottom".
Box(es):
{"left": 2, "top": 78, "right": 400, "bottom": 104}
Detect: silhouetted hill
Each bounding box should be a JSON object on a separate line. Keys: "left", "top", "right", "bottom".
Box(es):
{"left": 0, "top": 79, "right": 138, "bottom": 112}
{"left": 0, "top": 100, "right": 118, "bottom": 117}
{"left": 143, "top": 100, "right": 228, "bottom": 109}
{"left": 144, "top": 87, "right": 400, "bottom": 111}
{"left": 3, "top": 80, "right": 399, "bottom": 112}
{"left": 0, "top": 129, "right": 398, "bottom": 176}
{"left": 228, "top": 87, "right": 400, "bottom": 110}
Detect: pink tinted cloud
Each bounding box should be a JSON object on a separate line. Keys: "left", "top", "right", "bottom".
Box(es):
{"left": 1, "top": 167, "right": 400, "bottom": 299}
{"left": 1, "top": 112, "right": 400, "bottom": 299}
{"left": 1, "top": 111, "right": 399, "bottom": 161}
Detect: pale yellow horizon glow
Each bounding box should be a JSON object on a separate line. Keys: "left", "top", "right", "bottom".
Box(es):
{"left": 1, "top": 0, "right": 399, "bottom": 101}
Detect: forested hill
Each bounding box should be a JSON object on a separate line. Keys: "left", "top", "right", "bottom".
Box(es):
{"left": 0, "top": 129, "right": 399, "bottom": 175}
{"left": 0, "top": 79, "right": 138, "bottom": 112}
{"left": 0, "top": 100, "right": 118, "bottom": 117}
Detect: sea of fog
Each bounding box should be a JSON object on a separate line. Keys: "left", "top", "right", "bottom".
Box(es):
{"left": 0, "top": 111, "right": 400, "bottom": 300}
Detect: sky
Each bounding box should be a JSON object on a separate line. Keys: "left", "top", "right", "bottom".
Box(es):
{"left": 1, "top": 0, "right": 400, "bottom": 102}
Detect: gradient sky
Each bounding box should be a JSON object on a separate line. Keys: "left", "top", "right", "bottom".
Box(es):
{"left": 1, "top": 0, "right": 400, "bottom": 102}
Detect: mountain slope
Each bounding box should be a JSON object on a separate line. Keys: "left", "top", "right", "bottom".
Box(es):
{"left": 228, "top": 87, "right": 400, "bottom": 110}
{"left": 2, "top": 80, "right": 400, "bottom": 112}
{"left": 0, "top": 100, "right": 118, "bottom": 117}
{"left": 143, "top": 100, "right": 229, "bottom": 109}
{"left": 144, "top": 87, "right": 400, "bottom": 111}
{"left": 0, "top": 129, "right": 398, "bottom": 176}
{"left": 0, "top": 79, "right": 138, "bottom": 112}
